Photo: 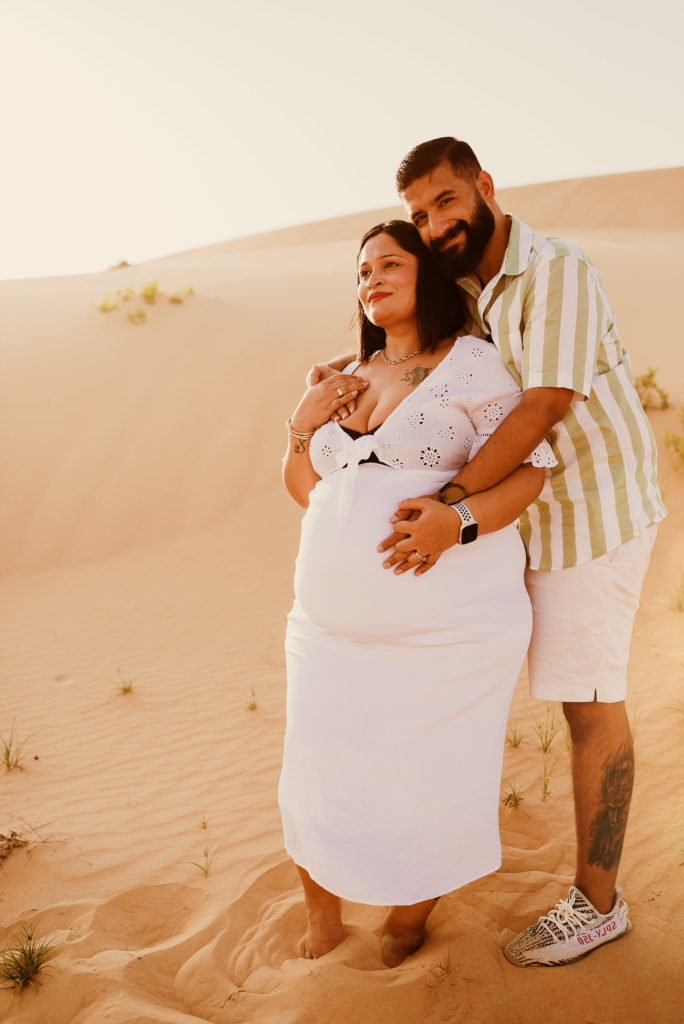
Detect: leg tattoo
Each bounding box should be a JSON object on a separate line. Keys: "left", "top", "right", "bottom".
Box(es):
{"left": 587, "top": 741, "right": 634, "bottom": 871}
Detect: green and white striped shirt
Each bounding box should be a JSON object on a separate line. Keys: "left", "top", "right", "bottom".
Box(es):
{"left": 459, "top": 216, "right": 666, "bottom": 572}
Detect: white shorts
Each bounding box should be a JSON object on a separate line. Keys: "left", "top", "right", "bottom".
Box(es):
{"left": 524, "top": 527, "right": 657, "bottom": 704}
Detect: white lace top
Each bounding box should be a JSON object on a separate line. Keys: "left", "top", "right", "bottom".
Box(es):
{"left": 309, "top": 336, "right": 557, "bottom": 519}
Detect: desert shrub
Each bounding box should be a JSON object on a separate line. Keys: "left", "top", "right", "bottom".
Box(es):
{"left": 140, "top": 281, "right": 160, "bottom": 304}
{"left": 665, "top": 403, "right": 684, "bottom": 466}
{"left": 634, "top": 368, "right": 669, "bottom": 409}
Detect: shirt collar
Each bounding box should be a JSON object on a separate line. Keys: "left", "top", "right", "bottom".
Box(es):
{"left": 458, "top": 215, "right": 535, "bottom": 298}
{"left": 503, "top": 215, "right": 534, "bottom": 277}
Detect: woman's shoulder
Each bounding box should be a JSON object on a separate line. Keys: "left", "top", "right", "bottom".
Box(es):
{"left": 445, "top": 335, "right": 521, "bottom": 393}
{"left": 452, "top": 333, "right": 495, "bottom": 352}
{"left": 446, "top": 334, "right": 498, "bottom": 365}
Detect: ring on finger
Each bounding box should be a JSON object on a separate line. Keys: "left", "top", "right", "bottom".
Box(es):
{"left": 336, "top": 387, "right": 345, "bottom": 397}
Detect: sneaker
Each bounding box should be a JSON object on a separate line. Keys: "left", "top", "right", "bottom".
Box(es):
{"left": 503, "top": 885, "right": 632, "bottom": 967}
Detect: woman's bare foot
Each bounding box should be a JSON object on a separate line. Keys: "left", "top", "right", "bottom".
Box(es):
{"left": 379, "top": 924, "right": 426, "bottom": 967}
{"left": 378, "top": 898, "right": 438, "bottom": 968}
{"left": 296, "top": 864, "right": 346, "bottom": 959}
{"left": 303, "top": 906, "right": 346, "bottom": 959}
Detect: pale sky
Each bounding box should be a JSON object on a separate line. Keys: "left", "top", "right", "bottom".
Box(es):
{"left": 2, "top": 0, "right": 682, "bottom": 281}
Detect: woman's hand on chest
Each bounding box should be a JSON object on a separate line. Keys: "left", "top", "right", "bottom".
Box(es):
{"left": 340, "top": 359, "right": 435, "bottom": 433}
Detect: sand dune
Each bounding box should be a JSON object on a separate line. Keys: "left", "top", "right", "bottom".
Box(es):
{"left": 1, "top": 168, "right": 683, "bottom": 1023}
{"left": 157, "top": 166, "right": 684, "bottom": 258}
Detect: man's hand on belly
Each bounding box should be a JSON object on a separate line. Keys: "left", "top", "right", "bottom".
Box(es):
{"left": 378, "top": 496, "right": 460, "bottom": 576}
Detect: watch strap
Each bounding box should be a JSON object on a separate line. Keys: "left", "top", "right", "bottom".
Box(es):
{"left": 450, "top": 501, "right": 478, "bottom": 544}
{"left": 451, "top": 501, "right": 475, "bottom": 527}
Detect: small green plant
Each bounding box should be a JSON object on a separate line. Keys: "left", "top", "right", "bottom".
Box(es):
{"left": 188, "top": 845, "right": 217, "bottom": 877}
{"left": 98, "top": 295, "right": 118, "bottom": 313}
{"left": 665, "top": 431, "right": 684, "bottom": 464}
{"left": 634, "top": 368, "right": 669, "bottom": 410}
{"left": 533, "top": 703, "right": 561, "bottom": 754}
{"left": 541, "top": 754, "right": 554, "bottom": 801}
{"left": 168, "top": 292, "right": 183, "bottom": 304}
{"left": 199, "top": 815, "right": 211, "bottom": 830}
{"left": 506, "top": 726, "right": 525, "bottom": 748}
{"left": 248, "top": 687, "right": 258, "bottom": 711}
{"left": 121, "top": 287, "right": 135, "bottom": 302}
{"left": 502, "top": 780, "right": 525, "bottom": 808}
{"left": 185, "top": 285, "right": 195, "bottom": 295}
{"left": 126, "top": 309, "right": 147, "bottom": 325}
{"left": 1, "top": 725, "right": 28, "bottom": 771}
{"left": 665, "top": 405, "right": 684, "bottom": 467}
{"left": 140, "top": 280, "right": 160, "bottom": 304}
{"left": 113, "top": 667, "right": 134, "bottom": 695}
{"left": 0, "top": 920, "right": 60, "bottom": 989}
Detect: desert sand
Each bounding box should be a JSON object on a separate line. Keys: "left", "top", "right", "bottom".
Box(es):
{"left": 1, "top": 167, "right": 683, "bottom": 1024}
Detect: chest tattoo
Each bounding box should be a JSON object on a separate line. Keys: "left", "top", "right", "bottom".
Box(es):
{"left": 401, "top": 365, "right": 432, "bottom": 388}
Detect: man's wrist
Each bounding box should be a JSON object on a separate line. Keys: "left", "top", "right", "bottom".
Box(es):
{"left": 438, "top": 480, "right": 468, "bottom": 505}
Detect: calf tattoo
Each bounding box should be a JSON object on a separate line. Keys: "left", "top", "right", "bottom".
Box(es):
{"left": 587, "top": 741, "right": 635, "bottom": 871}
{"left": 401, "top": 366, "right": 432, "bottom": 387}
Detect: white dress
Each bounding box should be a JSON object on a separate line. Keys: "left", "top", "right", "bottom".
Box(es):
{"left": 278, "top": 337, "right": 556, "bottom": 906}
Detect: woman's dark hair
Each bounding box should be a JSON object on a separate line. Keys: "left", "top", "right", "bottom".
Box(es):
{"left": 355, "top": 220, "right": 466, "bottom": 362}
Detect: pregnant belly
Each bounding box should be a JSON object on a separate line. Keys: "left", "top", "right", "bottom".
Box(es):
{"left": 292, "top": 465, "right": 530, "bottom": 644}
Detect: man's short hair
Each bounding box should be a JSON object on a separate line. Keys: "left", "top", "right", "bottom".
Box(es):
{"left": 396, "top": 137, "right": 481, "bottom": 194}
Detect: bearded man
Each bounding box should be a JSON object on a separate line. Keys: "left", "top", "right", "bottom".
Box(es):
{"left": 320, "top": 136, "right": 665, "bottom": 966}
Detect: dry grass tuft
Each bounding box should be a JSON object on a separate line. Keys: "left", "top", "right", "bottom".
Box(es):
{"left": 506, "top": 726, "right": 525, "bottom": 747}
{"left": 532, "top": 703, "right": 562, "bottom": 754}
{"left": 1, "top": 725, "right": 29, "bottom": 771}
{"left": 0, "top": 921, "right": 60, "bottom": 990}
{"left": 188, "top": 844, "right": 218, "bottom": 877}
{"left": 0, "top": 832, "right": 29, "bottom": 862}
{"left": 502, "top": 780, "right": 526, "bottom": 808}
{"left": 113, "top": 667, "right": 135, "bottom": 694}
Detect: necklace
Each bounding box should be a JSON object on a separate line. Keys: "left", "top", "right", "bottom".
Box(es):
{"left": 370, "top": 347, "right": 422, "bottom": 366}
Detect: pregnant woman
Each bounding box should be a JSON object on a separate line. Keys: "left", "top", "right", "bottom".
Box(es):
{"left": 279, "top": 220, "right": 555, "bottom": 967}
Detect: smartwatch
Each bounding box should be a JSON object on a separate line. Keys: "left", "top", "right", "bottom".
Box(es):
{"left": 450, "top": 501, "right": 479, "bottom": 544}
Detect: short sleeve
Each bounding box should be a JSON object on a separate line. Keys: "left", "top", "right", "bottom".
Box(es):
{"left": 464, "top": 340, "right": 557, "bottom": 469}
{"left": 521, "top": 254, "right": 605, "bottom": 399}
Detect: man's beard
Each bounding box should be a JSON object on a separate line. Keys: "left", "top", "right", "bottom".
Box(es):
{"left": 430, "top": 195, "right": 495, "bottom": 278}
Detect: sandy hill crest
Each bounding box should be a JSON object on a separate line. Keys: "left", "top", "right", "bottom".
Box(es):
{"left": 153, "top": 166, "right": 684, "bottom": 264}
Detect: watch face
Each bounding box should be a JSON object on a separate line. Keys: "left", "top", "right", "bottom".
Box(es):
{"left": 460, "top": 522, "right": 479, "bottom": 545}
{"left": 441, "top": 481, "right": 467, "bottom": 504}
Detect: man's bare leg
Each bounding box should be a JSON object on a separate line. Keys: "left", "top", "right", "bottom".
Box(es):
{"left": 563, "top": 698, "right": 634, "bottom": 913}
{"left": 378, "top": 898, "right": 439, "bottom": 967}
{"left": 296, "top": 865, "right": 346, "bottom": 958}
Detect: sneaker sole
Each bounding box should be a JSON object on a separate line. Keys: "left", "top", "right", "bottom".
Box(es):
{"left": 503, "top": 919, "right": 632, "bottom": 968}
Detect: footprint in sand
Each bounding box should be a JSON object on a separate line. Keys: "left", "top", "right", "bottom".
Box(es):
{"left": 53, "top": 673, "right": 76, "bottom": 686}
{"left": 175, "top": 860, "right": 385, "bottom": 1023}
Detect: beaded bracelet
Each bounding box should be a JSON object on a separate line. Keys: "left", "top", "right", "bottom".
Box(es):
{"left": 286, "top": 417, "right": 316, "bottom": 440}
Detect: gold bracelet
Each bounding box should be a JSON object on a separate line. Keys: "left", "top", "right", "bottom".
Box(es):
{"left": 286, "top": 417, "right": 315, "bottom": 440}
